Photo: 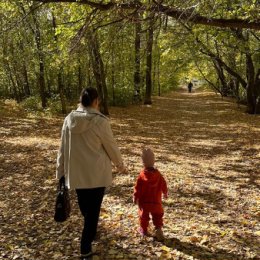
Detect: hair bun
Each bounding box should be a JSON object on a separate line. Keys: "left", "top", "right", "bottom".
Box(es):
{"left": 80, "top": 87, "right": 99, "bottom": 107}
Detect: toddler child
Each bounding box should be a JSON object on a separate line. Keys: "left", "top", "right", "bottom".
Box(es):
{"left": 133, "top": 148, "right": 168, "bottom": 241}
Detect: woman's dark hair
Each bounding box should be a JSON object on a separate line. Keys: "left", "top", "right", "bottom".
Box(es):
{"left": 80, "top": 87, "right": 99, "bottom": 107}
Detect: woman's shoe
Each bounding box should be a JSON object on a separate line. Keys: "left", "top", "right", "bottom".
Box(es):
{"left": 80, "top": 251, "right": 93, "bottom": 259}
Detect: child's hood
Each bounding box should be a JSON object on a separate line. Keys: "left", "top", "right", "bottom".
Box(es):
{"left": 140, "top": 168, "right": 161, "bottom": 186}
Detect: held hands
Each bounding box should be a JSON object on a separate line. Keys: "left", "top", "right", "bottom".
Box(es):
{"left": 133, "top": 198, "right": 141, "bottom": 209}
{"left": 163, "top": 193, "right": 168, "bottom": 199}
{"left": 133, "top": 197, "right": 139, "bottom": 205}
{"left": 116, "top": 163, "right": 128, "bottom": 174}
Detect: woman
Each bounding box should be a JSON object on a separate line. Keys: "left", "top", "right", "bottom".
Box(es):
{"left": 56, "top": 87, "right": 126, "bottom": 260}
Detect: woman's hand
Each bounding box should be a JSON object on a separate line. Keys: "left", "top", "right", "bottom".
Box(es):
{"left": 116, "top": 163, "right": 128, "bottom": 174}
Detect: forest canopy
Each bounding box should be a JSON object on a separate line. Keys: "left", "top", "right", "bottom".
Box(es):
{"left": 0, "top": 0, "right": 259, "bottom": 114}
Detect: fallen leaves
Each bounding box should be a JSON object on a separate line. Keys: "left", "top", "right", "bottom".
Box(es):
{"left": 1, "top": 90, "right": 260, "bottom": 259}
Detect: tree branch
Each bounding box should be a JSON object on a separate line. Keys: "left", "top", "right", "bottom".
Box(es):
{"left": 2, "top": 2, "right": 44, "bottom": 33}
{"left": 180, "top": 22, "right": 248, "bottom": 88}
{"left": 34, "top": 0, "right": 260, "bottom": 30}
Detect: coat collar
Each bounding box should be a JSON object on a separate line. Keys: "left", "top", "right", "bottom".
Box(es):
{"left": 76, "top": 105, "right": 107, "bottom": 119}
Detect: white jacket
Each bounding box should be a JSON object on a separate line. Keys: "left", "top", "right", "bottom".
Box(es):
{"left": 56, "top": 106, "right": 123, "bottom": 189}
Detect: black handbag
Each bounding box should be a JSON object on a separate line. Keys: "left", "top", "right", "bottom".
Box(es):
{"left": 54, "top": 176, "right": 71, "bottom": 222}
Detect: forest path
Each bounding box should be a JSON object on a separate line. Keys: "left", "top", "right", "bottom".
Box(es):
{"left": 0, "top": 89, "right": 259, "bottom": 260}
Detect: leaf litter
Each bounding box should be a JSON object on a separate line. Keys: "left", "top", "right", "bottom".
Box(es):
{"left": 0, "top": 90, "right": 259, "bottom": 260}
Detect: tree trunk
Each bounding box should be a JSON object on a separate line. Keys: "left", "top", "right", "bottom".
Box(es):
{"left": 32, "top": 9, "right": 47, "bottom": 108}
{"left": 133, "top": 12, "right": 142, "bottom": 102}
{"left": 88, "top": 30, "right": 109, "bottom": 115}
{"left": 246, "top": 54, "right": 259, "bottom": 114}
{"left": 111, "top": 44, "right": 116, "bottom": 106}
{"left": 6, "top": 62, "right": 20, "bottom": 101}
{"left": 144, "top": 16, "right": 154, "bottom": 105}
{"left": 18, "top": 40, "right": 31, "bottom": 98}
{"left": 232, "top": 30, "right": 260, "bottom": 114}
{"left": 52, "top": 13, "right": 66, "bottom": 114}
{"left": 254, "top": 69, "right": 260, "bottom": 113}
{"left": 58, "top": 69, "right": 67, "bottom": 114}
{"left": 78, "top": 62, "right": 83, "bottom": 95}
{"left": 213, "top": 60, "right": 228, "bottom": 96}
{"left": 22, "top": 63, "right": 31, "bottom": 97}
{"left": 157, "top": 48, "right": 161, "bottom": 97}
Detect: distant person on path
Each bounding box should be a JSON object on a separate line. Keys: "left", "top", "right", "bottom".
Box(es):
{"left": 133, "top": 148, "right": 168, "bottom": 241}
{"left": 188, "top": 81, "right": 193, "bottom": 93}
{"left": 56, "top": 87, "right": 126, "bottom": 260}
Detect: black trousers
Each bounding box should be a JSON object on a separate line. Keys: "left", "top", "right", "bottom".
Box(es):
{"left": 76, "top": 187, "right": 105, "bottom": 255}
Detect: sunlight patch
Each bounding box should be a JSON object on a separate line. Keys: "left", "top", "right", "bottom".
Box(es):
{"left": 4, "top": 136, "right": 59, "bottom": 148}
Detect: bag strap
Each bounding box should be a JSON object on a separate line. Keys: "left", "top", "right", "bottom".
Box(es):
{"left": 59, "top": 176, "right": 66, "bottom": 190}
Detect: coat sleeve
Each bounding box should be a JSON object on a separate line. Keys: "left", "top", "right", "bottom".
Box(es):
{"left": 56, "top": 120, "right": 66, "bottom": 180}
{"left": 133, "top": 176, "right": 142, "bottom": 203}
{"left": 97, "top": 118, "right": 124, "bottom": 168}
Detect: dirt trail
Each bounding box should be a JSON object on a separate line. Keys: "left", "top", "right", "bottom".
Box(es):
{"left": 0, "top": 90, "right": 259, "bottom": 260}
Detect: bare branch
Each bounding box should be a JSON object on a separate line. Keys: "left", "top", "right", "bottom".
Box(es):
{"left": 69, "top": 8, "right": 99, "bottom": 53}
{"left": 251, "top": 31, "right": 260, "bottom": 41}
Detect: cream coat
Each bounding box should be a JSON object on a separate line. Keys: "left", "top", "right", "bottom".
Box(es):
{"left": 56, "top": 106, "right": 123, "bottom": 189}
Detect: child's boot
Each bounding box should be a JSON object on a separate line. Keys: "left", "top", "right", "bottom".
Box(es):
{"left": 138, "top": 227, "right": 149, "bottom": 237}
{"left": 155, "top": 228, "right": 164, "bottom": 241}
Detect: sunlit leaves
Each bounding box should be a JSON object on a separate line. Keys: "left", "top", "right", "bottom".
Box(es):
{"left": 1, "top": 90, "right": 260, "bottom": 259}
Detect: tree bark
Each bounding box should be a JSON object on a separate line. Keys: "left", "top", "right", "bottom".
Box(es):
{"left": 22, "top": 63, "right": 31, "bottom": 97}
{"left": 254, "top": 69, "right": 260, "bottom": 113}
{"left": 234, "top": 30, "right": 260, "bottom": 113}
{"left": 133, "top": 11, "right": 141, "bottom": 102}
{"left": 52, "top": 14, "right": 66, "bottom": 114}
{"left": 213, "top": 60, "right": 228, "bottom": 96}
{"left": 111, "top": 43, "right": 116, "bottom": 106}
{"left": 144, "top": 16, "right": 154, "bottom": 105}
{"left": 88, "top": 30, "right": 109, "bottom": 115}
{"left": 31, "top": 8, "right": 47, "bottom": 108}
{"left": 18, "top": 40, "right": 31, "bottom": 97}
{"left": 78, "top": 59, "right": 83, "bottom": 95}
{"left": 246, "top": 53, "right": 257, "bottom": 114}
{"left": 57, "top": 69, "right": 67, "bottom": 114}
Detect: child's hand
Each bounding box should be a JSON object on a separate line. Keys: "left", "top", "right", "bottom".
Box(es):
{"left": 116, "top": 163, "right": 128, "bottom": 174}
{"left": 133, "top": 198, "right": 139, "bottom": 205}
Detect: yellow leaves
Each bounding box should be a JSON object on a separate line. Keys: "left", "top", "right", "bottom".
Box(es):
{"left": 100, "top": 213, "right": 110, "bottom": 219}
{"left": 156, "top": 246, "right": 174, "bottom": 259}
{"left": 200, "top": 235, "right": 209, "bottom": 245}
{"left": 161, "top": 245, "right": 171, "bottom": 252}
{"left": 254, "top": 231, "right": 260, "bottom": 236}
{"left": 220, "top": 230, "right": 228, "bottom": 237}
{"left": 53, "top": 252, "right": 63, "bottom": 259}
{"left": 1, "top": 90, "right": 260, "bottom": 260}
{"left": 7, "top": 245, "right": 14, "bottom": 251}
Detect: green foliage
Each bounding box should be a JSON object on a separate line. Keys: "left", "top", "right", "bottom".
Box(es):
{"left": 0, "top": 99, "right": 26, "bottom": 118}
{"left": 46, "top": 95, "right": 64, "bottom": 114}
{"left": 21, "top": 96, "right": 42, "bottom": 111}
{"left": 108, "top": 87, "right": 133, "bottom": 107}
{"left": 0, "top": 0, "right": 259, "bottom": 111}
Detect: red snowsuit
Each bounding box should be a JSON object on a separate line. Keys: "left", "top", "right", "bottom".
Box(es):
{"left": 133, "top": 167, "right": 168, "bottom": 232}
